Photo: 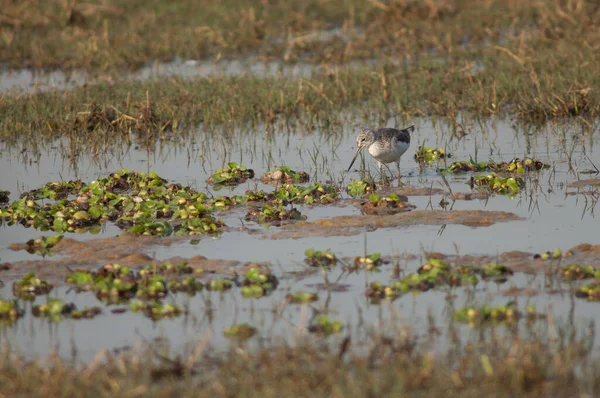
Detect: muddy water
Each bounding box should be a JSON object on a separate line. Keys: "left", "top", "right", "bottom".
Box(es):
{"left": 1, "top": 116, "right": 599, "bottom": 360}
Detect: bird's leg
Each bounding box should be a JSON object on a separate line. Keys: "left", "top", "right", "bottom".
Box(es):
{"left": 377, "top": 161, "right": 388, "bottom": 185}
{"left": 381, "top": 162, "right": 393, "bottom": 186}
{"left": 395, "top": 161, "right": 404, "bottom": 187}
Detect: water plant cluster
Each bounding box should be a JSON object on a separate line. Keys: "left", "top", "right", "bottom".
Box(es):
{"left": 360, "top": 193, "right": 417, "bottom": 215}
{"left": 366, "top": 259, "right": 513, "bottom": 302}
{"left": 414, "top": 146, "right": 449, "bottom": 163}
{"left": 0, "top": 168, "right": 340, "bottom": 236}
{"left": 454, "top": 302, "right": 544, "bottom": 327}
{"left": 470, "top": 173, "right": 525, "bottom": 196}
{"left": 260, "top": 166, "right": 309, "bottom": 184}
{"left": 440, "top": 158, "right": 549, "bottom": 174}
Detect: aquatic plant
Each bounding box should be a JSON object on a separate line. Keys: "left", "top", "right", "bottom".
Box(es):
{"left": 286, "top": 291, "right": 319, "bottom": 304}
{"left": 21, "top": 235, "right": 63, "bottom": 256}
{"left": 308, "top": 315, "right": 343, "bottom": 336}
{"left": 0, "top": 170, "right": 226, "bottom": 237}
{"left": 240, "top": 267, "right": 279, "bottom": 298}
{"left": 346, "top": 179, "right": 376, "bottom": 198}
{"left": 454, "top": 303, "right": 543, "bottom": 327}
{"left": 304, "top": 249, "right": 337, "bottom": 268}
{"left": 130, "top": 301, "right": 181, "bottom": 320}
{"left": 360, "top": 193, "right": 416, "bottom": 215}
{"left": 414, "top": 146, "right": 449, "bottom": 163}
{"left": 12, "top": 273, "right": 53, "bottom": 300}
{"left": 260, "top": 166, "right": 309, "bottom": 184}
{"left": 206, "top": 162, "right": 255, "bottom": 187}
{"left": 562, "top": 264, "right": 600, "bottom": 281}
{"left": 223, "top": 323, "right": 257, "bottom": 340}
{"left": 244, "top": 204, "right": 305, "bottom": 225}
{"left": 207, "top": 279, "right": 234, "bottom": 292}
{"left": 352, "top": 253, "right": 384, "bottom": 271}
{"left": 470, "top": 173, "right": 524, "bottom": 196}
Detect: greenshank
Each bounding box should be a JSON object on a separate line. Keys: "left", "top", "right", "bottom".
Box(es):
{"left": 347, "top": 125, "right": 415, "bottom": 177}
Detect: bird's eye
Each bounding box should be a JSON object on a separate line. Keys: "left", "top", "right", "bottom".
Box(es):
{"left": 360, "top": 138, "right": 365, "bottom": 142}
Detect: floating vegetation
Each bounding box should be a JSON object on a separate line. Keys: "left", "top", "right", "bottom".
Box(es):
{"left": 365, "top": 282, "right": 401, "bottom": 302}
{"left": 32, "top": 298, "right": 76, "bottom": 320}
{"left": 206, "top": 162, "right": 255, "bottom": 187}
{"left": 304, "top": 249, "right": 337, "bottom": 268}
{"left": 414, "top": 146, "right": 449, "bottom": 163}
{"left": 534, "top": 249, "right": 571, "bottom": 260}
{"left": 562, "top": 265, "right": 600, "bottom": 281}
{"left": 440, "top": 158, "right": 549, "bottom": 174}
{"left": 0, "top": 170, "right": 225, "bottom": 237}
{"left": 168, "top": 277, "right": 204, "bottom": 294}
{"left": 360, "top": 193, "right": 416, "bottom": 215}
{"left": 275, "top": 183, "right": 338, "bottom": 205}
{"left": 207, "top": 279, "right": 234, "bottom": 292}
{"left": 12, "top": 273, "right": 53, "bottom": 300}
{"left": 417, "top": 258, "right": 451, "bottom": 274}
{"left": 479, "top": 263, "right": 514, "bottom": 282}
{"left": 239, "top": 267, "right": 279, "bottom": 298}
{"left": 0, "top": 299, "right": 22, "bottom": 324}
{"left": 454, "top": 303, "right": 543, "bottom": 327}
{"left": 346, "top": 179, "right": 376, "bottom": 198}
{"left": 575, "top": 282, "right": 600, "bottom": 301}
{"left": 223, "top": 323, "right": 257, "bottom": 341}
{"left": 20, "top": 235, "right": 63, "bottom": 256}
{"left": 70, "top": 307, "right": 102, "bottom": 320}
{"left": 352, "top": 253, "right": 384, "bottom": 271}
{"left": 244, "top": 204, "right": 305, "bottom": 225}
{"left": 470, "top": 173, "right": 524, "bottom": 196}
{"left": 286, "top": 291, "right": 319, "bottom": 304}
{"left": 139, "top": 262, "right": 193, "bottom": 277}
{"left": 136, "top": 276, "right": 168, "bottom": 300}
{"left": 260, "top": 166, "right": 309, "bottom": 184}
{"left": 130, "top": 301, "right": 182, "bottom": 320}
{"left": 308, "top": 315, "right": 343, "bottom": 336}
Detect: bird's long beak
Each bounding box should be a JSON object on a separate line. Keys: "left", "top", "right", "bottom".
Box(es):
{"left": 347, "top": 145, "right": 363, "bottom": 172}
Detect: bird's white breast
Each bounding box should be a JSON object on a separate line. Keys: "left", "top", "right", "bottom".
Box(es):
{"left": 368, "top": 140, "right": 409, "bottom": 164}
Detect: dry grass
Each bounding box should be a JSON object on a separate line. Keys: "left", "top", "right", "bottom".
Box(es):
{"left": 0, "top": 317, "right": 597, "bottom": 397}
{"left": 0, "top": 0, "right": 565, "bottom": 71}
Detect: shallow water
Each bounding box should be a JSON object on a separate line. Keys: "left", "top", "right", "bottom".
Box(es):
{"left": 1, "top": 116, "right": 599, "bottom": 359}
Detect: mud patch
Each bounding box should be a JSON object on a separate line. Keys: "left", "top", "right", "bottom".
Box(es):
{"left": 568, "top": 179, "right": 600, "bottom": 188}
{"left": 262, "top": 210, "right": 522, "bottom": 239}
